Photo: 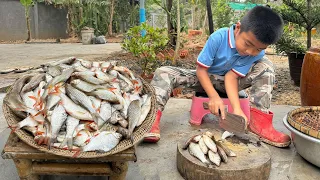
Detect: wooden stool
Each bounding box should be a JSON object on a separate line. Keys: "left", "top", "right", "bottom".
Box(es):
{"left": 1, "top": 133, "right": 137, "bottom": 180}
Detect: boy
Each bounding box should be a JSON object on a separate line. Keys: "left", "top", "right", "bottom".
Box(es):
{"left": 143, "top": 6, "right": 291, "bottom": 148}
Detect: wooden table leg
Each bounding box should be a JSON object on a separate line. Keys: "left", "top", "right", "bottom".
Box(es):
{"left": 109, "top": 162, "right": 128, "bottom": 180}
{"left": 13, "top": 159, "right": 39, "bottom": 180}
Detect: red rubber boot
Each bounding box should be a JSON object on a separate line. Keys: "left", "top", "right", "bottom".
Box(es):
{"left": 249, "top": 107, "right": 291, "bottom": 147}
{"left": 143, "top": 110, "right": 162, "bottom": 143}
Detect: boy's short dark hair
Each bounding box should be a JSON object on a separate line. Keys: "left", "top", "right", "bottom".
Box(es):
{"left": 240, "top": 6, "right": 283, "bottom": 45}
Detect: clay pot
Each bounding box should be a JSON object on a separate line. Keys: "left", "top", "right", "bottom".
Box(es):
{"left": 288, "top": 52, "right": 305, "bottom": 86}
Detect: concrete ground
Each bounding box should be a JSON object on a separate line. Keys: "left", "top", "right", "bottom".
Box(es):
{"left": 0, "top": 97, "right": 319, "bottom": 180}
{"left": 0, "top": 43, "right": 121, "bottom": 70}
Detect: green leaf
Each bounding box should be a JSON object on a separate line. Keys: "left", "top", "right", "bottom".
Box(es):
{"left": 20, "top": 0, "right": 33, "bottom": 7}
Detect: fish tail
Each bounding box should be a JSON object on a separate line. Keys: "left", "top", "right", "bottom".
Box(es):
{"left": 60, "top": 137, "right": 72, "bottom": 150}
{"left": 8, "top": 125, "right": 18, "bottom": 134}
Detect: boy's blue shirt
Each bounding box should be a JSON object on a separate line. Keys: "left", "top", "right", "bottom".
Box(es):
{"left": 197, "top": 25, "right": 265, "bottom": 77}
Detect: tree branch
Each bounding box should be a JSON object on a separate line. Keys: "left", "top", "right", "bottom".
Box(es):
{"left": 283, "top": 0, "right": 309, "bottom": 26}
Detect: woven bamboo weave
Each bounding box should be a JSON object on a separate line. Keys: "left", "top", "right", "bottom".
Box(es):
{"left": 3, "top": 75, "right": 157, "bottom": 158}
{"left": 287, "top": 106, "right": 320, "bottom": 139}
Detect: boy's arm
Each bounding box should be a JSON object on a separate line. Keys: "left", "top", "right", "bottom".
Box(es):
{"left": 196, "top": 65, "right": 226, "bottom": 119}
{"left": 224, "top": 70, "right": 248, "bottom": 123}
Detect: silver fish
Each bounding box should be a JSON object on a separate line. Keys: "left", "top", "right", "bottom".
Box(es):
{"left": 113, "top": 66, "right": 136, "bottom": 80}
{"left": 45, "top": 74, "right": 53, "bottom": 83}
{"left": 82, "top": 131, "right": 122, "bottom": 152}
{"left": 136, "top": 95, "right": 151, "bottom": 127}
{"left": 188, "top": 142, "right": 211, "bottom": 166}
{"left": 95, "top": 69, "right": 117, "bottom": 83}
{"left": 221, "top": 131, "right": 234, "bottom": 140}
{"left": 22, "top": 91, "right": 36, "bottom": 109}
{"left": 21, "top": 73, "right": 46, "bottom": 93}
{"left": 193, "top": 135, "right": 202, "bottom": 142}
{"left": 59, "top": 92, "right": 93, "bottom": 120}
{"left": 46, "top": 57, "right": 76, "bottom": 66}
{"left": 46, "top": 66, "right": 62, "bottom": 77}
{"left": 132, "top": 78, "right": 143, "bottom": 94}
{"left": 199, "top": 137, "right": 209, "bottom": 154}
{"left": 87, "top": 89, "right": 119, "bottom": 103}
{"left": 127, "top": 100, "right": 141, "bottom": 141}
{"left": 66, "top": 84, "right": 102, "bottom": 124}
{"left": 50, "top": 104, "right": 68, "bottom": 147}
{"left": 73, "top": 129, "right": 92, "bottom": 147}
{"left": 12, "top": 116, "right": 38, "bottom": 131}
{"left": 45, "top": 82, "right": 65, "bottom": 110}
{"left": 79, "top": 59, "right": 93, "bottom": 68}
{"left": 70, "top": 79, "right": 107, "bottom": 93}
{"left": 117, "top": 73, "right": 134, "bottom": 91}
{"left": 89, "top": 96, "right": 102, "bottom": 111}
{"left": 100, "top": 62, "right": 114, "bottom": 72}
{"left": 217, "top": 145, "right": 228, "bottom": 163}
{"left": 208, "top": 150, "right": 221, "bottom": 166}
{"left": 53, "top": 143, "right": 80, "bottom": 151}
{"left": 73, "top": 72, "right": 106, "bottom": 85}
{"left": 60, "top": 116, "right": 80, "bottom": 149}
{"left": 72, "top": 60, "right": 90, "bottom": 72}
{"left": 203, "top": 135, "right": 217, "bottom": 153}
{"left": 58, "top": 64, "right": 73, "bottom": 70}
{"left": 98, "top": 101, "right": 113, "bottom": 127}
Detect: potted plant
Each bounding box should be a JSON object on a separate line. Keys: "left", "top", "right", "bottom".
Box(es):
{"left": 273, "top": 0, "right": 320, "bottom": 86}
{"left": 121, "top": 23, "right": 169, "bottom": 81}
{"left": 274, "top": 25, "right": 307, "bottom": 86}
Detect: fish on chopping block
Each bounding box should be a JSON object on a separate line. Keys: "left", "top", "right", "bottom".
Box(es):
{"left": 188, "top": 142, "right": 211, "bottom": 167}
{"left": 203, "top": 135, "right": 217, "bottom": 153}
{"left": 81, "top": 131, "right": 122, "bottom": 153}
{"left": 208, "top": 150, "right": 221, "bottom": 166}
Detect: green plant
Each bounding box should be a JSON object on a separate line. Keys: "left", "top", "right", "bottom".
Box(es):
{"left": 212, "top": 0, "right": 234, "bottom": 28}
{"left": 274, "top": 24, "right": 307, "bottom": 55}
{"left": 121, "top": 23, "right": 169, "bottom": 74}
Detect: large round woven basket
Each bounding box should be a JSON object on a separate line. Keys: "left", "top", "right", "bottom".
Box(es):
{"left": 287, "top": 106, "right": 320, "bottom": 139}
{"left": 3, "top": 75, "right": 157, "bottom": 158}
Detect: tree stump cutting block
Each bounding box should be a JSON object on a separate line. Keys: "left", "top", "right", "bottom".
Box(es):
{"left": 177, "top": 130, "right": 271, "bottom": 180}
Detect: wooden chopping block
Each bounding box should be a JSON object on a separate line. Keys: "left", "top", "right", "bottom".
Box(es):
{"left": 176, "top": 131, "right": 271, "bottom": 180}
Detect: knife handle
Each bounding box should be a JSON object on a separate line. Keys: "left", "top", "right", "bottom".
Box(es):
{"left": 203, "top": 102, "right": 209, "bottom": 109}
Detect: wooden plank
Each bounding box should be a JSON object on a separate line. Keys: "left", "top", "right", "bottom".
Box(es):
{"left": 2, "top": 133, "right": 137, "bottom": 162}
{"left": 32, "top": 162, "right": 113, "bottom": 176}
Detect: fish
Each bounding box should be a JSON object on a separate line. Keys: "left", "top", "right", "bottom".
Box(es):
{"left": 89, "top": 96, "right": 102, "bottom": 111}
{"left": 81, "top": 131, "right": 122, "bottom": 152}
{"left": 73, "top": 72, "right": 106, "bottom": 85}
{"left": 188, "top": 142, "right": 211, "bottom": 167}
{"left": 98, "top": 101, "right": 113, "bottom": 127}
{"left": 127, "top": 100, "right": 141, "bottom": 141}
{"left": 109, "top": 110, "right": 123, "bottom": 124}
{"left": 56, "top": 131, "right": 67, "bottom": 143}
{"left": 73, "top": 122, "right": 98, "bottom": 137}
{"left": 38, "top": 67, "right": 74, "bottom": 107}
{"left": 22, "top": 126, "right": 37, "bottom": 136}
{"left": 45, "top": 74, "right": 53, "bottom": 83}
{"left": 79, "top": 59, "right": 93, "bottom": 68}
{"left": 70, "top": 79, "right": 106, "bottom": 93}
{"left": 21, "top": 73, "right": 46, "bottom": 93}
{"left": 95, "top": 69, "right": 117, "bottom": 83}
{"left": 49, "top": 103, "right": 68, "bottom": 147}
{"left": 100, "top": 62, "right": 114, "bottom": 72}
{"left": 11, "top": 116, "right": 39, "bottom": 132}
{"left": 136, "top": 95, "right": 151, "bottom": 127}
{"left": 73, "top": 129, "right": 92, "bottom": 147}
{"left": 199, "top": 137, "right": 208, "bottom": 154}
{"left": 118, "top": 118, "right": 128, "bottom": 128}
{"left": 72, "top": 60, "right": 90, "bottom": 72}
{"left": 203, "top": 135, "right": 217, "bottom": 153}
{"left": 221, "top": 131, "right": 234, "bottom": 140}
{"left": 204, "top": 131, "right": 214, "bottom": 139}
{"left": 53, "top": 143, "right": 80, "bottom": 151}
{"left": 65, "top": 84, "right": 102, "bottom": 124}
{"left": 46, "top": 66, "right": 62, "bottom": 77}
{"left": 60, "top": 116, "right": 80, "bottom": 149}
{"left": 87, "top": 88, "right": 119, "bottom": 103}
{"left": 46, "top": 57, "right": 76, "bottom": 66}
{"left": 217, "top": 144, "right": 228, "bottom": 163}
{"left": 112, "top": 66, "right": 135, "bottom": 80}
{"left": 110, "top": 82, "right": 121, "bottom": 94}
{"left": 214, "top": 140, "right": 237, "bottom": 157}
{"left": 193, "top": 135, "right": 202, "bottom": 142}
{"left": 45, "top": 82, "right": 65, "bottom": 110}
{"left": 132, "top": 78, "right": 143, "bottom": 94}
{"left": 58, "top": 92, "right": 93, "bottom": 120}
{"left": 182, "top": 134, "right": 202, "bottom": 150}
{"left": 58, "top": 64, "right": 73, "bottom": 70}
{"left": 118, "top": 75, "right": 134, "bottom": 92}
{"left": 21, "top": 91, "right": 36, "bottom": 109}
{"left": 208, "top": 150, "right": 221, "bottom": 166}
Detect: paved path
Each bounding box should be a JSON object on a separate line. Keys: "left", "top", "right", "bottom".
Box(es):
{"left": 0, "top": 43, "right": 122, "bottom": 70}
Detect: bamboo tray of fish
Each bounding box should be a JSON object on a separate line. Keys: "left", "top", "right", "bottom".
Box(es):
{"left": 3, "top": 57, "right": 157, "bottom": 158}
{"left": 177, "top": 130, "right": 271, "bottom": 180}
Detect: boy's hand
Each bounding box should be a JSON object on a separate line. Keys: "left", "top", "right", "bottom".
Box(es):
{"left": 208, "top": 96, "right": 226, "bottom": 120}
{"left": 233, "top": 108, "right": 248, "bottom": 129}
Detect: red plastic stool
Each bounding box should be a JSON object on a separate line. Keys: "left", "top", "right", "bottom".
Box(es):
{"left": 189, "top": 91, "right": 250, "bottom": 125}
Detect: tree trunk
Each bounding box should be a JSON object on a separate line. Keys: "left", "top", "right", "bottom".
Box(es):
{"left": 166, "top": 0, "right": 175, "bottom": 47}
{"left": 108, "top": 0, "right": 115, "bottom": 37}
{"left": 307, "top": 28, "right": 311, "bottom": 49}
{"left": 206, "top": 0, "right": 214, "bottom": 34}
{"left": 25, "top": 7, "right": 31, "bottom": 41}
{"left": 173, "top": 0, "right": 180, "bottom": 65}
{"left": 191, "top": 5, "right": 195, "bottom": 29}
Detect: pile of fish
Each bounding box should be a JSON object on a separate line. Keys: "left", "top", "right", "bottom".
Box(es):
{"left": 183, "top": 131, "right": 236, "bottom": 167}
{"left": 4, "top": 57, "right": 152, "bottom": 154}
